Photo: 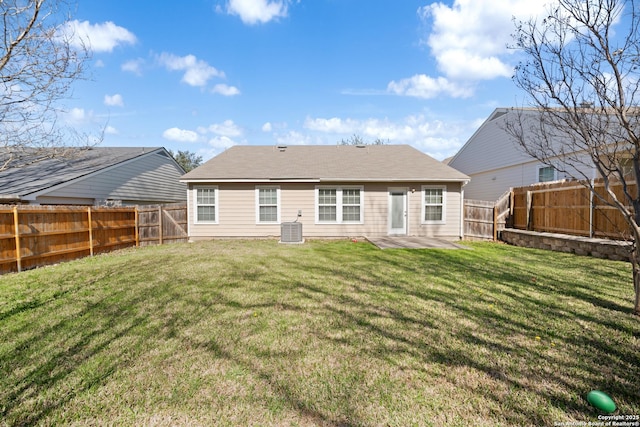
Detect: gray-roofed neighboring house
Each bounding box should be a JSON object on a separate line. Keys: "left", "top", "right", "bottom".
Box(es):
{"left": 0, "top": 147, "right": 187, "bottom": 205}
{"left": 180, "top": 144, "right": 470, "bottom": 241}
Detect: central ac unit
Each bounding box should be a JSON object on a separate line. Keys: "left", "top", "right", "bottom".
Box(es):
{"left": 280, "top": 222, "right": 303, "bottom": 244}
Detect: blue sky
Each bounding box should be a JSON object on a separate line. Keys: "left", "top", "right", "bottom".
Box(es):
{"left": 64, "top": 0, "right": 553, "bottom": 161}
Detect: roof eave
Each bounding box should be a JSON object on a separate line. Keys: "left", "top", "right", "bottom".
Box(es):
{"left": 180, "top": 177, "right": 470, "bottom": 183}
{"left": 0, "top": 194, "right": 22, "bottom": 202}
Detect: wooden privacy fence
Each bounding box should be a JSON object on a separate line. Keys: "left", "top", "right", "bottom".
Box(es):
{"left": 464, "top": 190, "right": 512, "bottom": 241}
{"left": 0, "top": 204, "right": 187, "bottom": 274}
{"left": 137, "top": 204, "right": 188, "bottom": 246}
{"left": 511, "top": 179, "right": 634, "bottom": 239}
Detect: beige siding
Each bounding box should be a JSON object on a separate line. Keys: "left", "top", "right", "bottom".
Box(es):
{"left": 188, "top": 182, "right": 464, "bottom": 240}
{"left": 43, "top": 152, "right": 186, "bottom": 204}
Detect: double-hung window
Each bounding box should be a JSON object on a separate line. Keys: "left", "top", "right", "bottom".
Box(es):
{"left": 195, "top": 187, "right": 217, "bottom": 223}
{"left": 318, "top": 189, "right": 337, "bottom": 222}
{"left": 342, "top": 189, "right": 361, "bottom": 222}
{"left": 256, "top": 186, "right": 280, "bottom": 223}
{"left": 538, "top": 165, "right": 556, "bottom": 182}
{"left": 316, "top": 187, "right": 363, "bottom": 224}
{"left": 422, "top": 186, "right": 445, "bottom": 224}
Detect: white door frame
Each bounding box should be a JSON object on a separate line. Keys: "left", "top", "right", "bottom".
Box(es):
{"left": 388, "top": 188, "right": 408, "bottom": 235}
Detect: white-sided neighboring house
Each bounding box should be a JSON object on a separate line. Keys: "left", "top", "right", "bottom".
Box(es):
{"left": 448, "top": 108, "right": 598, "bottom": 201}
{"left": 0, "top": 147, "right": 187, "bottom": 205}
{"left": 180, "top": 144, "right": 470, "bottom": 241}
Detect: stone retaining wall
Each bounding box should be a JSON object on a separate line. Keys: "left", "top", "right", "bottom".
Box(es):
{"left": 500, "top": 229, "right": 632, "bottom": 262}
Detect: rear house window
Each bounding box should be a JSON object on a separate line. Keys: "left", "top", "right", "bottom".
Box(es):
{"left": 422, "top": 186, "right": 445, "bottom": 224}
{"left": 195, "top": 187, "right": 217, "bottom": 223}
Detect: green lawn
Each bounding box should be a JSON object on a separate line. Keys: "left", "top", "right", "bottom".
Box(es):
{"left": 1, "top": 239, "right": 638, "bottom": 426}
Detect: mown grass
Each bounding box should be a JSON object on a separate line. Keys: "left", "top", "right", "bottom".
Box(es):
{"left": 0, "top": 239, "right": 638, "bottom": 426}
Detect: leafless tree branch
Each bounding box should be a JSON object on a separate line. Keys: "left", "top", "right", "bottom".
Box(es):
{"left": 507, "top": 0, "right": 640, "bottom": 315}
{"left": 0, "top": 0, "right": 92, "bottom": 171}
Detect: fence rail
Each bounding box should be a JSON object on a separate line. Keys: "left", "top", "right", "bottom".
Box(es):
{"left": 0, "top": 204, "right": 187, "bottom": 274}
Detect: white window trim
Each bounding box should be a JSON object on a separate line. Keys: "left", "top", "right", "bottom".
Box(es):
{"left": 537, "top": 165, "right": 557, "bottom": 183}
{"left": 193, "top": 185, "right": 218, "bottom": 224}
{"left": 315, "top": 186, "right": 364, "bottom": 224}
{"left": 421, "top": 185, "right": 446, "bottom": 225}
{"left": 255, "top": 186, "right": 281, "bottom": 224}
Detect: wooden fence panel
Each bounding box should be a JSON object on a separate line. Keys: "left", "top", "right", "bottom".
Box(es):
{"left": 463, "top": 191, "right": 512, "bottom": 241}
{"left": 510, "top": 180, "right": 634, "bottom": 239}
{"left": 91, "top": 208, "right": 137, "bottom": 254}
{"left": 137, "top": 204, "right": 188, "bottom": 246}
{"left": 0, "top": 209, "right": 17, "bottom": 273}
{"left": 0, "top": 204, "right": 187, "bottom": 274}
{"left": 464, "top": 199, "right": 495, "bottom": 240}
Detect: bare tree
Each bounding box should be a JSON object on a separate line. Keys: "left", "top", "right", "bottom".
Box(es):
{"left": 0, "top": 0, "right": 90, "bottom": 171}
{"left": 507, "top": 0, "right": 640, "bottom": 315}
{"left": 339, "top": 134, "right": 388, "bottom": 145}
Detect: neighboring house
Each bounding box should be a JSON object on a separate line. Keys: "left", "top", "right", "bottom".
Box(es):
{"left": 180, "top": 145, "right": 470, "bottom": 240}
{"left": 448, "top": 108, "right": 597, "bottom": 201}
{"left": 0, "top": 147, "right": 187, "bottom": 205}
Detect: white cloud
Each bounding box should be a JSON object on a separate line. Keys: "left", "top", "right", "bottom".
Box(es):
{"left": 304, "top": 117, "right": 360, "bottom": 134}
{"left": 275, "top": 130, "right": 313, "bottom": 146}
{"left": 387, "top": 74, "right": 473, "bottom": 99}
{"left": 104, "top": 94, "right": 124, "bottom": 107}
{"left": 212, "top": 84, "right": 241, "bottom": 96}
{"left": 226, "top": 0, "right": 289, "bottom": 25}
{"left": 262, "top": 122, "right": 273, "bottom": 132}
{"left": 162, "top": 127, "right": 200, "bottom": 143}
{"left": 104, "top": 125, "right": 118, "bottom": 135}
{"left": 122, "top": 58, "right": 144, "bottom": 75}
{"left": 420, "top": 0, "right": 547, "bottom": 81}
{"left": 68, "top": 108, "right": 86, "bottom": 122}
{"left": 205, "top": 120, "right": 243, "bottom": 137}
{"left": 303, "top": 114, "right": 478, "bottom": 160}
{"left": 64, "top": 20, "right": 137, "bottom": 53}
{"left": 157, "top": 53, "right": 225, "bottom": 87}
{"left": 209, "top": 135, "right": 238, "bottom": 150}
{"left": 388, "top": 0, "right": 548, "bottom": 100}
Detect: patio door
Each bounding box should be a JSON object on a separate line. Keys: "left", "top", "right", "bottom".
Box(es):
{"left": 388, "top": 190, "right": 407, "bottom": 235}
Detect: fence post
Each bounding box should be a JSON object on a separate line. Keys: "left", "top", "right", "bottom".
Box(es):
{"left": 493, "top": 205, "right": 498, "bottom": 241}
{"left": 526, "top": 191, "right": 532, "bottom": 231}
{"left": 13, "top": 206, "right": 22, "bottom": 273}
{"left": 88, "top": 207, "right": 94, "bottom": 256}
{"left": 589, "top": 179, "right": 594, "bottom": 238}
{"left": 135, "top": 207, "right": 140, "bottom": 247}
{"left": 158, "top": 205, "right": 163, "bottom": 245}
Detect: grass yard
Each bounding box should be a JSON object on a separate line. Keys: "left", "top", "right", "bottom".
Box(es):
{"left": 1, "top": 239, "right": 639, "bottom": 426}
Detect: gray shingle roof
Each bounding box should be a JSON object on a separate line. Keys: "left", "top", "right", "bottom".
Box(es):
{"left": 181, "top": 145, "right": 469, "bottom": 182}
{"left": 0, "top": 147, "right": 167, "bottom": 198}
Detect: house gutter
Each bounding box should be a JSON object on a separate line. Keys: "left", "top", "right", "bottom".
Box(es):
{"left": 180, "top": 178, "right": 470, "bottom": 183}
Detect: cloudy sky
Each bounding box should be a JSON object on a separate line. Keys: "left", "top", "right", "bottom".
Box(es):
{"left": 66, "top": 0, "right": 553, "bottom": 161}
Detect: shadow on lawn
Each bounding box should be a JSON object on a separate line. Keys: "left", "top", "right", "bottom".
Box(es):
{"left": 265, "top": 243, "right": 640, "bottom": 426}
{"left": 0, "top": 268, "right": 161, "bottom": 426}
{"left": 1, "top": 241, "right": 638, "bottom": 426}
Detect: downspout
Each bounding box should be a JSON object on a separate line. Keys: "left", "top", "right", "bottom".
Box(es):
{"left": 186, "top": 185, "right": 191, "bottom": 242}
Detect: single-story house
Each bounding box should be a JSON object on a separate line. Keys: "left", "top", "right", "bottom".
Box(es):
{"left": 448, "top": 108, "right": 599, "bottom": 201}
{"left": 180, "top": 144, "right": 470, "bottom": 241}
{"left": 0, "top": 146, "right": 187, "bottom": 205}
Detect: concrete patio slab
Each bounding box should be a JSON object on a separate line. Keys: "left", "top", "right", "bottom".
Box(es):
{"left": 366, "top": 236, "right": 470, "bottom": 250}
